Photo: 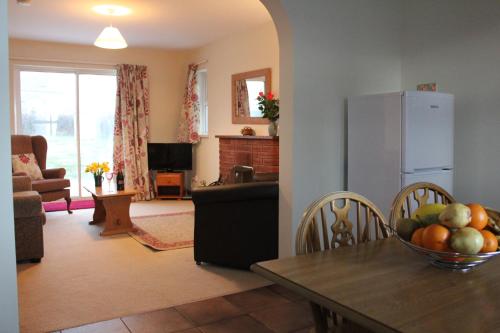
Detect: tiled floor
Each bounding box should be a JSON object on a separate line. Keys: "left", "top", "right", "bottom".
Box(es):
{"left": 54, "top": 285, "right": 314, "bottom": 333}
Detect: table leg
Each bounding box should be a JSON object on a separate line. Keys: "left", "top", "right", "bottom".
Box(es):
{"left": 89, "top": 194, "right": 105, "bottom": 225}
{"left": 100, "top": 195, "right": 134, "bottom": 236}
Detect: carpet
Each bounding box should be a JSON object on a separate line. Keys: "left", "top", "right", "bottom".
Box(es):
{"left": 43, "top": 199, "right": 95, "bottom": 212}
{"left": 17, "top": 202, "right": 270, "bottom": 333}
{"left": 129, "top": 212, "right": 194, "bottom": 251}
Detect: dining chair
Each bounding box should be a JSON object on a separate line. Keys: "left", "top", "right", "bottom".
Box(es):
{"left": 296, "top": 191, "right": 390, "bottom": 333}
{"left": 389, "top": 182, "right": 455, "bottom": 229}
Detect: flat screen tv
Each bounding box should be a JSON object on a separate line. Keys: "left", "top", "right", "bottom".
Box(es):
{"left": 147, "top": 143, "right": 192, "bottom": 171}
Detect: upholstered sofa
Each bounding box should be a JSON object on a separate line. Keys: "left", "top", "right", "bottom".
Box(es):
{"left": 11, "top": 135, "right": 72, "bottom": 213}
{"left": 192, "top": 181, "right": 279, "bottom": 269}
{"left": 12, "top": 176, "right": 46, "bottom": 263}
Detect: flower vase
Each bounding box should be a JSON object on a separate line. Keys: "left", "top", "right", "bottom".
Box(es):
{"left": 268, "top": 120, "right": 278, "bottom": 137}
{"left": 94, "top": 174, "right": 103, "bottom": 187}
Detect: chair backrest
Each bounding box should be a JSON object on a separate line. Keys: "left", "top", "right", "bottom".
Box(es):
{"left": 11, "top": 135, "right": 48, "bottom": 169}
{"left": 389, "top": 182, "right": 455, "bottom": 228}
{"left": 296, "top": 191, "right": 390, "bottom": 255}
{"left": 231, "top": 165, "right": 254, "bottom": 183}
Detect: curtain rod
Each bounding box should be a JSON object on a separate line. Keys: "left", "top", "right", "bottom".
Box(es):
{"left": 9, "top": 56, "right": 117, "bottom": 67}
{"left": 194, "top": 59, "right": 208, "bottom": 66}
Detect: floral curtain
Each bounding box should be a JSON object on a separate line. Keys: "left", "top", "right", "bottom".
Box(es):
{"left": 113, "top": 64, "right": 153, "bottom": 201}
{"left": 177, "top": 64, "right": 201, "bottom": 143}
{"left": 236, "top": 80, "right": 250, "bottom": 117}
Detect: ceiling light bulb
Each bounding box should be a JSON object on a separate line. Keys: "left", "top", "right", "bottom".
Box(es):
{"left": 94, "top": 26, "right": 128, "bottom": 49}
{"left": 92, "top": 5, "right": 131, "bottom": 16}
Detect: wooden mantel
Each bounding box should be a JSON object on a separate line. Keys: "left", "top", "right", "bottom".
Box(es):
{"left": 216, "top": 135, "right": 279, "bottom": 181}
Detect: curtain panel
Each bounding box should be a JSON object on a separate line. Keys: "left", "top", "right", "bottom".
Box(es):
{"left": 236, "top": 80, "right": 250, "bottom": 117}
{"left": 113, "top": 64, "right": 153, "bottom": 201}
{"left": 177, "top": 64, "right": 201, "bottom": 143}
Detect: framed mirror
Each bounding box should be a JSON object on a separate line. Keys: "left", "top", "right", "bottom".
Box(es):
{"left": 232, "top": 68, "right": 271, "bottom": 124}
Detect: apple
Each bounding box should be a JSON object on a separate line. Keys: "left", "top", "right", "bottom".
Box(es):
{"left": 439, "top": 203, "right": 471, "bottom": 228}
{"left": 450, "top": 227, "right": 484, "bottom": 254}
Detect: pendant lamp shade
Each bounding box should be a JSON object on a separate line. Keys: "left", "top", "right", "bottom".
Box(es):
{"left": 94, "top": 26, "right": 128, "bottom": 49}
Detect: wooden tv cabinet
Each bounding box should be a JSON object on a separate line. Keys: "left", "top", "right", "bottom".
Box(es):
{"left": 155, "top": 172, "right": 184, "bottom": 199}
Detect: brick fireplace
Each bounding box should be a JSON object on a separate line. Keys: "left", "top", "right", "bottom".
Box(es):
{"left": 216, "top": 135, "right": 279, "bottom": 181}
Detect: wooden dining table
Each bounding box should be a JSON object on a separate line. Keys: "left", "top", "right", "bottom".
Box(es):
{"left": 251, "top": 237, "right": 500, "bottom": 333}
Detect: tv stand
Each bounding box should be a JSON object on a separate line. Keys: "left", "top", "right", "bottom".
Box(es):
{"left": 155, "top": 171, "right": 184, "bottom": 199}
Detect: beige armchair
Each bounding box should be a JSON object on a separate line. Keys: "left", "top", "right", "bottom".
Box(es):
{"left": 12, "top": 176, "right": 46, "bottom": 263}
{"left": 11, "top": 135, "right": 72, "bottom": 213}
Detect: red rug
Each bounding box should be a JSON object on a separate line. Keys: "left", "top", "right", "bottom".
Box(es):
{"left": 129, "top": 212, "right": 194, "bottom": 251}
{"left": 43, "top": 199, "right": 95, "bottom": 212}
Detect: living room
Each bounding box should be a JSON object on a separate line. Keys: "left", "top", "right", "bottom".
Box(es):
{"left": 8, "top": 0, "right": 284, "bottom": 332}
{"left": 2, "top": 1, "right": 500, "bottom": 333}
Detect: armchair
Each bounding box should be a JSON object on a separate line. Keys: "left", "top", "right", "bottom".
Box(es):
{"left": 11, "top": 135, "right": 72, "bottom": 213}
{"left": 12, "top": 176, "right": 46, "bottom": 262}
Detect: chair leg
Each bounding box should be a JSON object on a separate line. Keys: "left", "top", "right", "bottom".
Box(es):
{"left": 65, "top": 196, "right": 73, "bottom": 214}
{"left": 309, "top": 302, "right": 329, "bottom": 333}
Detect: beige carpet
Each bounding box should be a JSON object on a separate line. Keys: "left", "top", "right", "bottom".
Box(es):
{"left": 129, "top": 211, "right": 194, "bottom": 251}
{"left": 17, "top": 200, "right": 270, "bottom": 333}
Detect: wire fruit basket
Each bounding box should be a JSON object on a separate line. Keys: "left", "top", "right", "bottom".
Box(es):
{"left": 395, "top": 233, "right": 500, "bottom": 272}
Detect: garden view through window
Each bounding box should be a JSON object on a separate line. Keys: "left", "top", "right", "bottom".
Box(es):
{"left": 16, "top": 68, "right": 117, "bottom": 197}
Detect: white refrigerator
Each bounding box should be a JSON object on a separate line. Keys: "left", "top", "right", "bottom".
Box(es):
{"left": 347, "top": 91, "right": 454, "bottom": 218}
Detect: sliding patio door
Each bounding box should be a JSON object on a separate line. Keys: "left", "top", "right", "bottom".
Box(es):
{"left": 15, "top": 66, "right": 117, "bottom": 197}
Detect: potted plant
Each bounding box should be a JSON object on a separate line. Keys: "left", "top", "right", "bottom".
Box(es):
{"left": 257, "top": 91, "right": 279, "bottom": 136}
{"left": 85, "top": 162, "right": 110, "bottom": 187}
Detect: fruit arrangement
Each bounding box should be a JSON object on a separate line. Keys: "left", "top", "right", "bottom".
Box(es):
{"left": 397, "top": 203, "right": 500, "bottom": 255}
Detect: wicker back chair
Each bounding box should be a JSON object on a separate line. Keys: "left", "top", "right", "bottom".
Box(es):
{"left": 296, "top": 191, "right": 390, "bottom": 332}
{"left": 389, "top": 182, "right": 455, "bottom": 228}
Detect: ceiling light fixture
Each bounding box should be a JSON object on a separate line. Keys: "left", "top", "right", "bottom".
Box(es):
{"left": 92, "top": 4, "right": 131, "bottom": 16}
{"left": 17, "top": 0, "right": 32, "bottom": 6}
{"left": 94, "top": 25, "right": 128, "bottom": 49}
{"left": 93, "top": 5, "right": 130, "bottom": 50}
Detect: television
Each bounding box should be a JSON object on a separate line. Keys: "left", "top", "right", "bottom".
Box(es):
{"left": 147, "top": 143, "right": 192, "bottom": 171}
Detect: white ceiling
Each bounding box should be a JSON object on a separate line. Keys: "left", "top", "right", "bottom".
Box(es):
{"left": 8, "top": 0, "right": 272, "bottom": 49}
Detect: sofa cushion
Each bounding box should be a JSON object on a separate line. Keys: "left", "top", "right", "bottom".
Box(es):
{"left": 12, "top": 153, "right": 44, "bottom": 180}
{"left": 32, "top": 178, "right": 70, "bottom": 193}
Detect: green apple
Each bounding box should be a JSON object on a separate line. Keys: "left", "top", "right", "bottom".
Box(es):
{"left": 450, "top": 227, "right": 484, "bottom": 254}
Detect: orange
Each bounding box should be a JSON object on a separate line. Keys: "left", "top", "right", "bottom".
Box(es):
{"left": 480, "top": 230, "right": 498, "bottom": 253}
{"left": 422, "top": 224, "right": 450, "bottom": 251}
{"left": 411, "top": 227, "right": 425, "bottom": 247}
{"left": 467, "top": 203, "right": 488, "bottom": 230}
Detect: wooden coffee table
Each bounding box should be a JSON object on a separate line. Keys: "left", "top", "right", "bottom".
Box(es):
{"left": 84, "top": 186, "right": 137, "bottom": 236}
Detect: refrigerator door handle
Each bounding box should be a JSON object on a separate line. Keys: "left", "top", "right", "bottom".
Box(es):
{"left": 410, "top": 167, "right": 453, "bottom": 173}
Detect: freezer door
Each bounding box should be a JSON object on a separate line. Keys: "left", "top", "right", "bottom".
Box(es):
{"left": 402, "top": 92, "right": 454, "bottom": 173}
{"left": 402, "top": 170, "right": 454, "bottom": 195}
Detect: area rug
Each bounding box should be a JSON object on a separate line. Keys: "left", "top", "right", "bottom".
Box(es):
{"left": 129, "top": 211, "right": 194, "bottom": 251}
{"left": 43, "top": 199, "right": 95, "bottom": 212}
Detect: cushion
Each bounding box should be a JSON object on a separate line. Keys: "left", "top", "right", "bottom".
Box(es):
{"left": 31, "top": 178, "right": 70, "bottom": 193}
{"left": 12, "top": 153, "right": 43, "bottom": 180}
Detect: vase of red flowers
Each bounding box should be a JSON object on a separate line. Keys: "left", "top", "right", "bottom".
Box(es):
{"left": 257, "top": 91, "right": 279, "bottom": 137}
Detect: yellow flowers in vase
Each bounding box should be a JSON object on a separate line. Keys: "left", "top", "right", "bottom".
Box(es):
{"left": 85, "top": 162, "right": 110, "bottom": 187}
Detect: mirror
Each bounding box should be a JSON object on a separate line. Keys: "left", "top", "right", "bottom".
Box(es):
{"left": 232, "top": 68, "right": 271, "bottom": 124}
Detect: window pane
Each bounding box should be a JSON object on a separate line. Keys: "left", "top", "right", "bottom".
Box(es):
{"left": 79, "top": 74, "right": 117, "bottom": 195}
{"left": 246, "top": 80, "right": 265, "bottom": 117}
{"left": 198, "top": 71, "right": 208, "bottom": 135}
{"left": 19, "top": 71, "right": 79, "bottom": 196}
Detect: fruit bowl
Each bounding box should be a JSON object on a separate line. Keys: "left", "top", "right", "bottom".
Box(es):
{"left": 395, "top": 233, "right": 500, "bottom": 272}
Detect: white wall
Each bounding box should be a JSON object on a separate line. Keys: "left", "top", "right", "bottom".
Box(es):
{"left": 264, "top": 0, "right": 403, "bottom": 255}
{"left": 186, "top": 22, "right": 279, "bottom": 183}
{"left": 9, "top": 39, "right": 188, "bottom": 143}
{"left": 0, "top": 0, "right": 20, "bottom": 332}
{"left": 402, "top": 0, "right": 500, "bottom": 208}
